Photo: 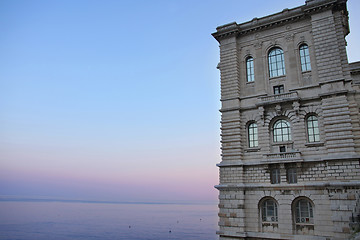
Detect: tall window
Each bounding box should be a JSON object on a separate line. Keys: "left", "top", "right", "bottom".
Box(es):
{"left": 248, "top": 122, "right": 258, "bottom": 147}
{"left": 307, "top": 115, "right": 320, "bottom": 142}
{"left": 294, "top": 199, "right": 314, "bottom": 224}
{"left": 261, "top": 199, "right": 278, "bottom": 222}
{"left": 268, "top": 47, "right": 285, "bottom": 78}
{"left": 246, "top": 57, "right": 255, "bottom": 82}
{"left": 271, "top": 168, "right": 281, "bottom": 184}
{"left": 299, "top": 44, "right": 311, "bottom": 72}
{"left": 273, "top": 119, "right": 291, "bottom": 142}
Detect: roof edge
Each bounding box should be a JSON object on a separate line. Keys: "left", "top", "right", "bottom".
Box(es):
{"left": 212, "top": 0, "right": 347, "bottom": 42}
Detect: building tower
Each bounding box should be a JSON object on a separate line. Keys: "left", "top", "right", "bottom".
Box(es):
{"left": 212, "top": 0, "right": 360, "bottom": 239}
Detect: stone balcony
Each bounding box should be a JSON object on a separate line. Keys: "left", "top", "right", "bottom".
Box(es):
{"left": 258, "top": 91, "right": 299, "bottom": 106}
{"left": 263, "top": 151, "right": 303, "bottom": 163}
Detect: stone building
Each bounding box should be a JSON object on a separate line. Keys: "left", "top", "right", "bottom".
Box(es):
{"left": 212, "top": 0, "right": 360, "bottom": 239}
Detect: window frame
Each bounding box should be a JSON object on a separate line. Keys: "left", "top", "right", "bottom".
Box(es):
{"left": 294, "top": 198, "right": 314, "bottom": 225}
{"left": 268, "top": 47, "right": 286, "bottom": 78}
{"left": 261, "top": 198, "right": 279, "bottom": 223}
{"left": 287, "top": 167, "right": 297, "bottom": 184}
{"left": 273, "top": 119, "right": 292, "bottom": 143}
{"left": 246, "top": 56, "right": 255, "bottom": 82}
{"left": 270, "top": 168, "right": 281, "bottom": 184}
{"left": 248, "top": 122, "right": 258, "bottom": 148}
{"left": 299, "top": 44, "right": 311, "bottom": 72}
{"left": 306, "top": 115, "right": 320, "bottom": 143}
{"left": 273, "top": 85, "right": 284, "bottom": 95}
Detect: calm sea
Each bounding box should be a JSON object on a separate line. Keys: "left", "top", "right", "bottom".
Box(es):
{"left": 0, "top": 200, "right": 218, "bottom": 240}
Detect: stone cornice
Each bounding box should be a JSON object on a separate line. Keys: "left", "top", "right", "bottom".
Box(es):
{"left": 216, "top": 153, "right": 360, "bottom": 167}
{"left": 215, "top": 180, "right": 360, "bottom": 191}
{"left": 218, "top": 88, "right": 352, "bottom": 113}
{"left": 212, "top": 0, "right": 347, "bottom": 42}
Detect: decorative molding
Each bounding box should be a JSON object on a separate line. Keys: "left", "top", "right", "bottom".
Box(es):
{"left": 292, "top": 101, "right": 300, "bottom": 122}
{"left": 258, "top": 106, "right": 265, "bottom": 126}
{"left": 212, "top": 0, "right": 346, "bottom": 42}
{"left": 285, "top": 33, "right": 295, "bottom": 42}
{"left": 253, "top": 41, "right": 263, "bottom": 49}
{"left": 275, "top": 104, "right": 282, "bottom": 115}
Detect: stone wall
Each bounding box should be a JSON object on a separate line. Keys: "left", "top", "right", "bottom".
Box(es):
{"left": 213, "top": 0, "right": 360, "bottom": 239}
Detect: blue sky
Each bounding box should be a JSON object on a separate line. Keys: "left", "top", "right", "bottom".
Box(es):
{"left": 1, "top": 0, "right": 359, "bottom": 203}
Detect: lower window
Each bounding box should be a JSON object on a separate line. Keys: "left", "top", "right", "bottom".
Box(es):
{"left": 295, "top": 199, "right": 314, "bottom": 224}
{"left": 271, "top": 168, "right": 281, "bottom": 184}
{"left": 262, "top": 199, "right": 278, "bottom": 222}
{"left": 287, "top": 168, "right": 297, "bottom": 184}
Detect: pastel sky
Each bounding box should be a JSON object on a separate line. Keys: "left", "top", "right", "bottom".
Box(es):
{"left": 1, "top": 0, "right": 359, "bottom": 203}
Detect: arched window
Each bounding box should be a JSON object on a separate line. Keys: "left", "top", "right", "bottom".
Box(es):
{"left": 306, "top": 115, "right": 320, "bottom": 142}
{"left": 246, "top": 57, "right": 254, "bottom": 82}
{"left": 261, "top": 199, "right": 278, "bottom": 222}
{"left": 268, "top": 48, "right": 285, "bottom": 78}
{"left": 273, "top": 119, "right": 291, "bottom": 142}
{"left": 294, "top": 198, "right": 314, "bottom": 224}
{"left": 248, "top": 122, "right": 258, "bottom": 147}
{"left": 299, "top": 44, "right": 311, "bottom": 72}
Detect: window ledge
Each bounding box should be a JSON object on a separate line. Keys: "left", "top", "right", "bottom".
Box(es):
{"left": 246, "top": 81, "right": 255, "bottom": 84}
{"left": 271, "top": 141, "right": 294, "bottom": 146}
{"left": 295, "top": 223, "right": 314, "bottom": 226}
{"left": 301, "top": 70, "right": 312, "bottom": 74}
{"left": 245, "top": 147, "right": 261, "bottom": 152}
{"left": 305, "top": 141, "right": 324, "bottom": 147}
{"left": 262, "top": 222, "right": 278, "bottom": 225}
{"left": 269, "top": 75, "right": 286, "bottom": 80}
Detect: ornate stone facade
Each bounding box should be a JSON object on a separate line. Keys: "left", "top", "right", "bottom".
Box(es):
{"left": 212, "top": 0, "right": 360, "bottom": 239}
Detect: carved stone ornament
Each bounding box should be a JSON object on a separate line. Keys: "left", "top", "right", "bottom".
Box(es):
{"left": 275, "top": 104, "right": 282, "bottom": 115}
{"left": 253, "top": 41, "right": 263, "bottom": 49}
{"left": 292, "top": 101, "right": 300, "bottom": 122}
{"left": 285, "top": 33, "right": 295, "bottom": 42}
{"left": 258, "top": 106, "right": 265, "bottom": 126}
{"left": 293, "top": 101, "right": 300, "bottom": 113}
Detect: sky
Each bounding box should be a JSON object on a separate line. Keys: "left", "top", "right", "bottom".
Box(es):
{"left": 1, "top": 0, "right": 359, "bottom": 203}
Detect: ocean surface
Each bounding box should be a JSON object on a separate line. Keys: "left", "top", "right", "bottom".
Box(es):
{"left": 0, "top": 199, "right": 218, "bottom": 240}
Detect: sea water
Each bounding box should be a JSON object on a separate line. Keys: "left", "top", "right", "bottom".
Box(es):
{"left": 0, "top": 200, "right": 218, "bottom": 240}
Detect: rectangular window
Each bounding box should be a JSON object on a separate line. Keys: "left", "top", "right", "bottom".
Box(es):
{"left": 246, "top": 57, "right": 255, "bottom": 82}
{"left": 271, "top": 168, "right": 281, "bottom": 184}
{"left": 279, "top": 146, "right": 286, "bottom": 152}
{"left": 248, "top": 123, "right": 258, "bottom": 147}
{"left": 307, "top": 116, "right": 320, "bottom": 142}
{"left": 287, "top": 168, "right": 297, "bottom": 184}
{"left": 300, "top": 44, "right": 311, "bottom": 72}
{"left": 273, "top": 85, "right": 284, "bottom": 94}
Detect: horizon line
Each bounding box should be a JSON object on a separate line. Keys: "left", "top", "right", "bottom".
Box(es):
{"left": 0, "top": 195, "right": 217, "bottom": 206}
